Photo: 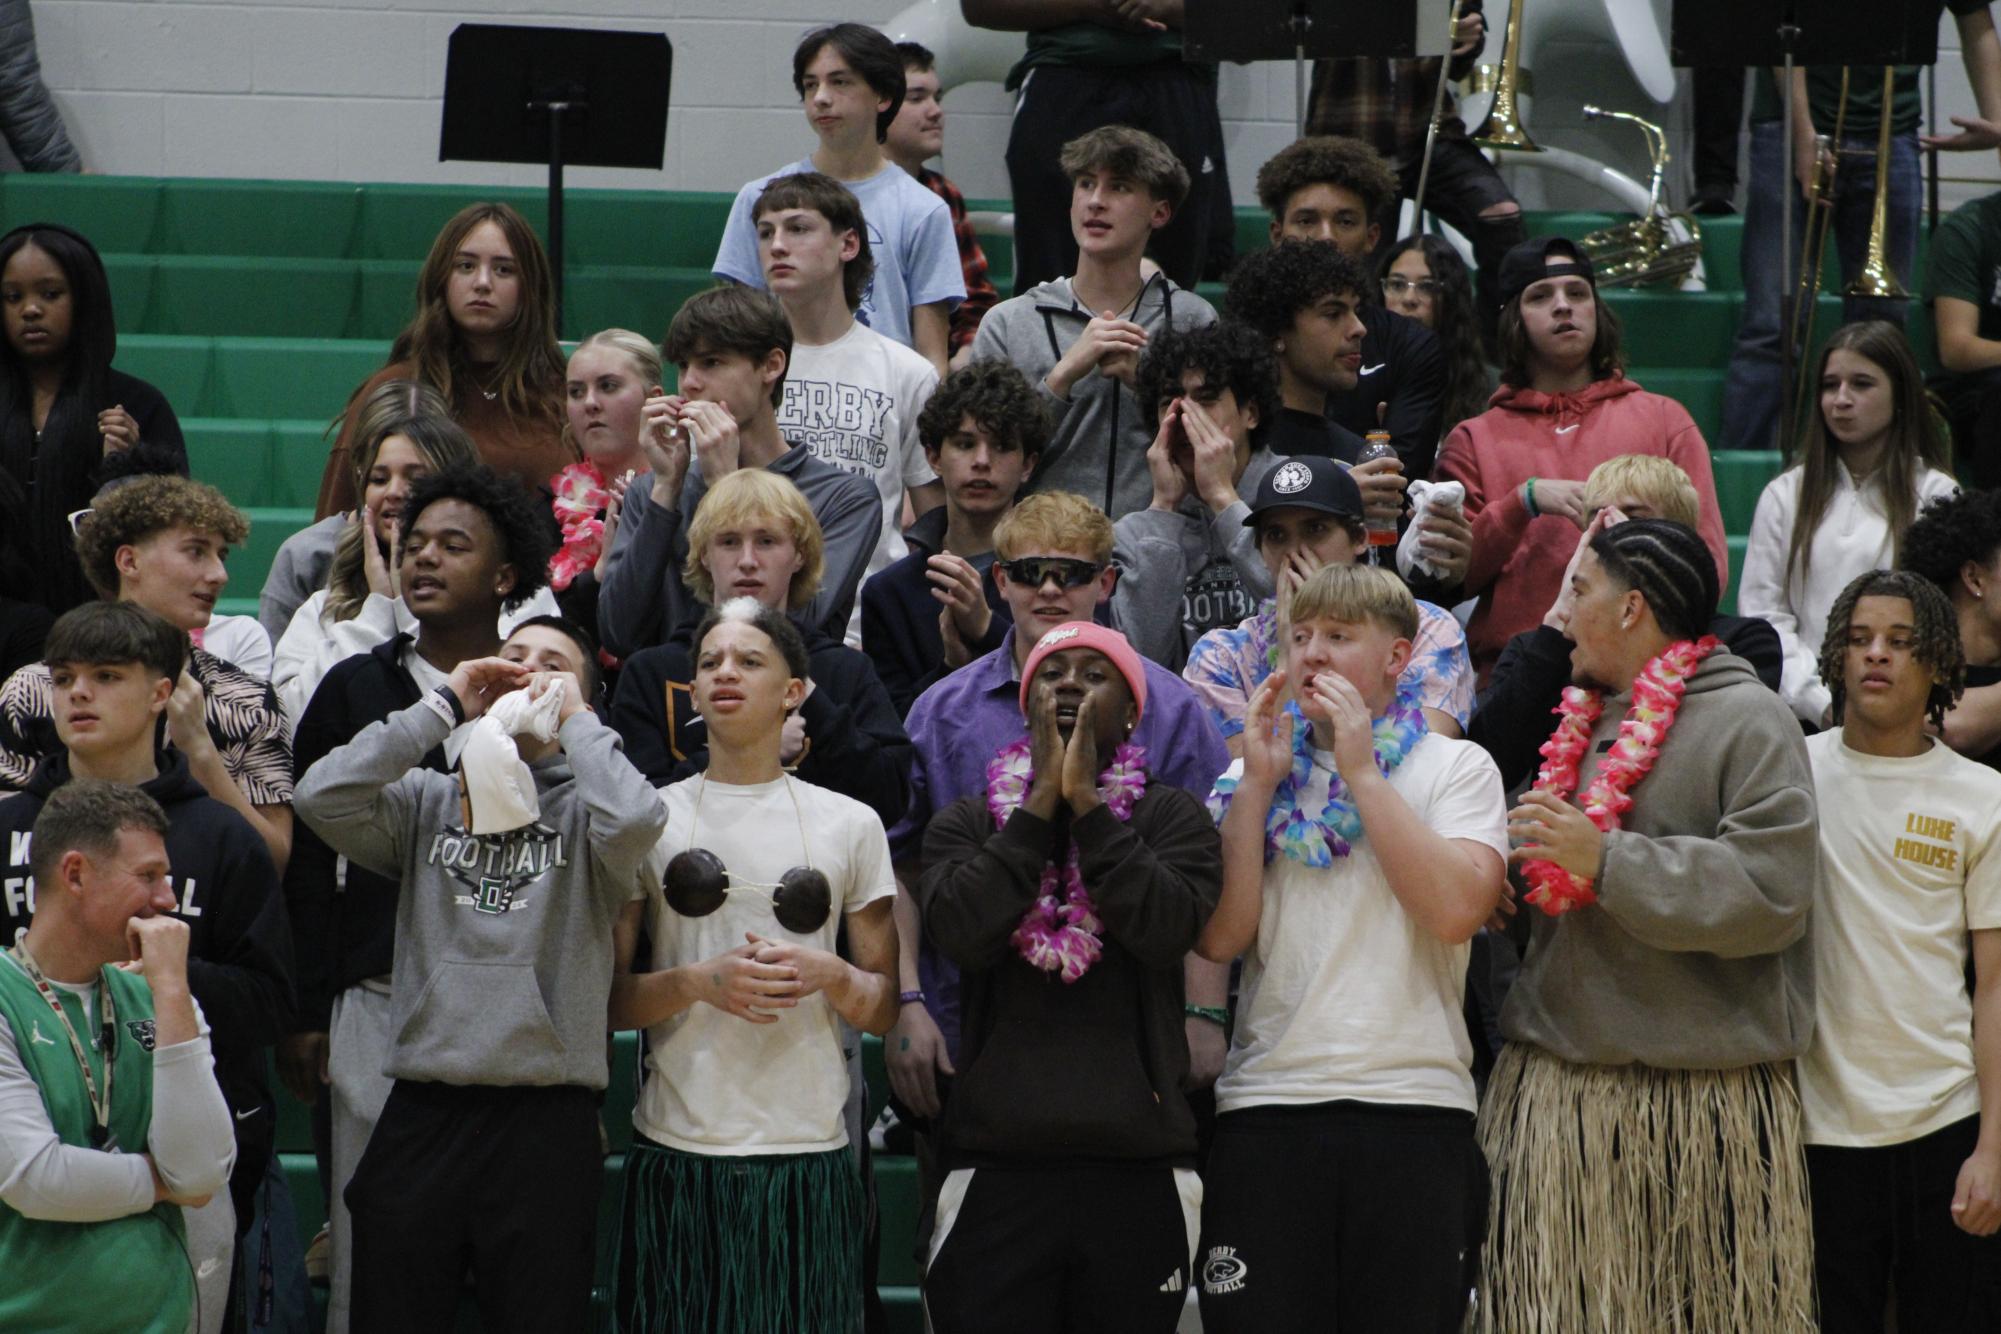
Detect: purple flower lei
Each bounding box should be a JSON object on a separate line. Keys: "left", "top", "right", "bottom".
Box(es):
{"left": 985, "top": 737, "right": 1148, "bottom": 983}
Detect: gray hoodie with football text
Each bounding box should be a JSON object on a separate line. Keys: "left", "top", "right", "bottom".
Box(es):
{"left": 295, "top": 697, "right": 666, "bottom": 1089}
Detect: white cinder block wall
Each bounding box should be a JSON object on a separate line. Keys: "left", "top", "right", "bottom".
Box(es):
{"left": 14, "top": 0, "right": 2000, "bottom": 213}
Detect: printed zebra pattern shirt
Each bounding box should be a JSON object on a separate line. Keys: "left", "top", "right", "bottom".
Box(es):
{"left": 0, "top": 646, "right": 294, "bottom": 803}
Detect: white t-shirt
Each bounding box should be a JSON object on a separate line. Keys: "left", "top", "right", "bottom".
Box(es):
{"left": 1799, "top": 730, "right": 2001, "bottom": 1147}
{"left": 713, "top": 158, "right": 965, "bottom": 350}
{"left": 634, "top": 773, "right": 895, "bottom": 1155}
{"left": 780, "top": 322, "right": 940, "bottom": 645}
{"left": 1215, "top": 734, "right": 1509, "bottom": 1116}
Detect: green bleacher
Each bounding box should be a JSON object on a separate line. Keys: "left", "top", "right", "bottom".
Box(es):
{"left": 9, "top": 170, "right": 1899, "bottom": 1328}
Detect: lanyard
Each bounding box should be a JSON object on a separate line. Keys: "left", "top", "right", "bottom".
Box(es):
{"left": 7, "top": 942, "right": 116, "bottom": 1148}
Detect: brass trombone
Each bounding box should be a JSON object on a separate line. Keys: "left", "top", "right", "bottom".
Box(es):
{"left": 1787, "top": 67, "right": 1907, "bottom": 448}
{"left": 1471, "top": 0, "right": 1542, "bottom": 153}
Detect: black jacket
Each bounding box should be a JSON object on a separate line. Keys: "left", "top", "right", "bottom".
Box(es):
{"left": 861, "top": 541, "right": 1011, "bottom": 720}
{"left": 608, "top": 623, "right": 912, "bottom": 828}
{"left": 1468, "top": 614, "right": 1785, "bottom": 792}
{"left": 0, "top": 747, "right": 293, "bottom": 1222}
{"left": 1325, "top": 304, "right": 1446, "bottom": 481}
{"left": 283, "top": 634, "right": 442, "bottom": 1029}
{"left": 918, "top": 785, "right": 1221, "bottom": 1168}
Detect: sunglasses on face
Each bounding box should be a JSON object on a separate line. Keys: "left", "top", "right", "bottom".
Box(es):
{"left": 663, "top": 849, "right": 833, "bottom": 934}
{"left": 1382, "top": 276, "right": 1443, "bottom": 298}
{"left": 999, "top": 557, "right": 1103, "bottom": 590}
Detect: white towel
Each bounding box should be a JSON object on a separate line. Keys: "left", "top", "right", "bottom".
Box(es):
{"left": 1397, "top": 478, "right": 1467, "bottom": 583}
{"left": 456, "top": 680, "right": 565, "bottom": 834}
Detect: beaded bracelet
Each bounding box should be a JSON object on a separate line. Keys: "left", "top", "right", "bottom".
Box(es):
{"left": 1184, "top": 1004, "right": 1230, "bottom": 1027}
{"left": 898, "top": 990, "right": 925, "bottom": 1006}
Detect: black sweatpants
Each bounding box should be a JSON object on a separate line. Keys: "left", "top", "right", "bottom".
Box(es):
{"left": 1198, "top": 1100, "right": 1484, "bottom": 1333}
{"left": 1003, "top": 62, "right": 1227, "bottom": 296}
{"left": 1808, "top": 1114, "right": 2001, "bottom": 1333}
{"left": 345, "top": 1080, "right": 601, "bottom": 1334}
{"left": 925, "top": 1162, "right": 1198, "bottom": 1334}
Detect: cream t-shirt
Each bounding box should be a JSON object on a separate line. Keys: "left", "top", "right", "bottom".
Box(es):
{"left": 1800, "top": 730, "right": 2001, "bottom": 1147}
{"left": 1215, "top": 733, "right": 1509, "bottom": 1116}
{"left": 634, "top": 773, "right": 895, "bottom": 1155}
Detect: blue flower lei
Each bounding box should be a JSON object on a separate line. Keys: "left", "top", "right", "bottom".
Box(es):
{"left": 1206, "top": 684, "right": 1428, "bottom": 866}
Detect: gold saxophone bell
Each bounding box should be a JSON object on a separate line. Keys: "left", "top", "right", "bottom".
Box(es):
{"left": 1845, "top": 66, "right": 1908, "bottom": 302}
{"left": 1470, "top": 0, "right": 1542, "bottom": 153}
{"left": 1575, "top": 107, "right": 1703, "bottom": 288}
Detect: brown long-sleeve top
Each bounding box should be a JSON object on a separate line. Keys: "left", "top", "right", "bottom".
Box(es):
{"left": 313, "top": 361, "right": 573, "bottom": 518}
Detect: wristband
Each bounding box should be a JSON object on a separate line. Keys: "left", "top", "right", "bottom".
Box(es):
{"left": 1184, "top": 1004, "right": 1230, "bottom": 1027}
{"left": 898, "top": 990, "right": 925, "bottom": 1006}
{"left": 422, "top": 685, "right": 465, "bottom": 728}
{"left": 1524, "top": 476, "right": 1540, "bottom": 519}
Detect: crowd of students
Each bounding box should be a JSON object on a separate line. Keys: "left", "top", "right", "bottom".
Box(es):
{"left": 1, "top": 15, "right": 2001, "bottom": 1334}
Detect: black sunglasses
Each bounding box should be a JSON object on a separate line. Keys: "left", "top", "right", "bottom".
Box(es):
{"left": 999, "top": 557, "right": 1103, "bottom": 590}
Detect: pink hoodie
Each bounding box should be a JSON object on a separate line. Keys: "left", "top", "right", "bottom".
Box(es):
{"left": 1435, "top": 375, "right": 1729, "bottom": 683}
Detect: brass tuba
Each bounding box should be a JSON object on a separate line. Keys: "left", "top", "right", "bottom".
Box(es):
{"left": 1470, "top": 0, "right": 1543, "bottom": 152}
{"left": 1575, "top": 106, "right": 1702, "bottom": 287}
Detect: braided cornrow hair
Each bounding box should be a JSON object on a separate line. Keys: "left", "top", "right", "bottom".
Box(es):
{"left": 1815, "top": 569, "right": 1964, "bottom": 731}
{"left": 1587, "top": 518, "right": 1720, "bottom": 642}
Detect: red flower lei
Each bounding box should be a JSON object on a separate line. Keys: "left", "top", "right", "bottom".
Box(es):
{"left": 548, "top": 459, "right": 611, "bottom": 592}
{"left": 1520, "top": 636, "right": 1722, "bottom": 916}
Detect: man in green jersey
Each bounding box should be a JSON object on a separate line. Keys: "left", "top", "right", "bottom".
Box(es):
{"left": 0, "top": 780, "right": 234, "bottom": 1333}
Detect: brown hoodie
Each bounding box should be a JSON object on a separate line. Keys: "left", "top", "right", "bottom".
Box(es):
{"left": 1500, "top": 651, "right": 1819, "bottom": 1070}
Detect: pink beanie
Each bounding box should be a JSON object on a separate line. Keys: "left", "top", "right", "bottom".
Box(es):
{"left": 1018, "top": 622, "right": 1148, "bottom": 724}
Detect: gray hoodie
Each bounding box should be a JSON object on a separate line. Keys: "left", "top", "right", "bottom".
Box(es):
{"left": 1110, "top": 449, "right": 1279, "bottom": 670}
{"left": 970, "top": 273, "right": 1215, "bottom": 520}
{"left": 1500, "top": 652, "right": 1819, "bottom": 1070}
{"left": 294, "top": 698, "right": 667, "bottom": 1089}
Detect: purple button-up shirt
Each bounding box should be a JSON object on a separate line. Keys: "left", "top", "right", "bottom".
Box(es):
{"left": 891, "top": 627, "right": 1231, "bottom": 1061}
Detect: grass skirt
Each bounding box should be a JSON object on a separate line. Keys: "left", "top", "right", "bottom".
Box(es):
{"left": 1473, "top": 1043, "right": 1816, "bottom": 1333}
{"left": 613, "top": 1140, "right": 865, "bottom": 1334}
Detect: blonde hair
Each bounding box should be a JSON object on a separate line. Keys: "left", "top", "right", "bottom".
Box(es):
{"left": 993, "top": 491, "right": 1114, "bottom": 565}
{"left": 1287, "top": 562, "right": 1417, "bottom": 640}
{"left": 683, "top": 470, "right": 825, "bottom": 610}
{"left": 1581, "top": 455, "right": 1699, "bottom": 528}
{"left": 563, "top": 329, "right": 663, "bottom": 458}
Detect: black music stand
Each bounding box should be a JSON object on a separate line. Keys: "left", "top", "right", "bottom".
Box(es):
{"left": 441, "top": 24, "right": 672, "bottom": 338}
{"left": 1185, "top": 0, "right": 1449, "bottom": 137}
{"left": 1670, "top": 1, "right": 1937, "bottom": 446}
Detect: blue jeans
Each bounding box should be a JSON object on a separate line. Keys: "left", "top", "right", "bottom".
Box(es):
{"left": 1719, "top": 120, "right": 1920, "bottom": 452}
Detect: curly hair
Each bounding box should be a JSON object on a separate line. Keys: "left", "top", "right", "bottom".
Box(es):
{"left": 1135, "top": 321, "right": 1281, "bottom": 432}
{"left": 919, "top": 360, "right": 1049, "bottom": 457}
{"left": 1900, "top": 488, "right": 2001, "bottom": 595}
{"left": 74, "top": 475, "right": 249, "bottom": 599}
{"left": 1816, "top": 568, "right": 1964, "bottom": 731}
{"left": 1255, "top": 136, "right": 1399, "bottom": 223}
{"left": 397, "top": 464, "right": 554, "bottom": 613}
{"left": 1378, "top": 235, "right": 1491, "bottom": 432}
{"left": 1224, "top": 241, "right": 1370, "bottom": 340}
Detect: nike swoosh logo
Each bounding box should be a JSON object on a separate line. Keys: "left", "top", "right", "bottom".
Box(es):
{"left": 234, "top": 1107, "right": 259, "bottom": 1122}
{"left": 1358, "top": 363, "right": 1386, "bottom": 376}
{"left": 1554, "top": 424, "right": 1579, "bottom": 434}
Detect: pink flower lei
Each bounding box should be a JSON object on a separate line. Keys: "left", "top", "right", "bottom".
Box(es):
{"left": 985, "top": 736, "right": 1148, "bottom": 982}
{"left": 548, "top": 459, "right": 612, "bottom": 593}
{"left": 1520, "top": 635, "right": 1721, "bottom": 915}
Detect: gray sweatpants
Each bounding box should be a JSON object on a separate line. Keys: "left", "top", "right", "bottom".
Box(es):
{"left": 326, "top": 979, "right": 395, "bottom": 1334}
